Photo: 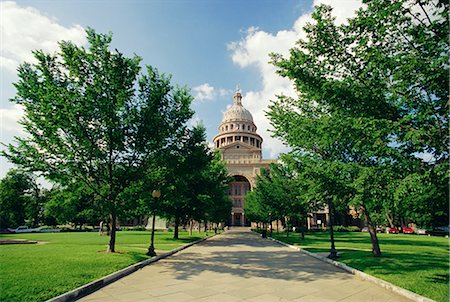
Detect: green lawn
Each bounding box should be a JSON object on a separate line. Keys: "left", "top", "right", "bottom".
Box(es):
{"left": 270, "top": 231, "right": 449, "bottom": 302}
{"left": 0, "top": 230, "right": 208, "bottom": 302}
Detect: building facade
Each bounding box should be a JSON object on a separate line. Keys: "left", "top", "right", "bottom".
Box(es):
{"left": 213, "top": 89, "right": 275, "bottom": 226}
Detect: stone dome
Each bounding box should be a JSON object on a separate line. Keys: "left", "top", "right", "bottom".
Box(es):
{"left": 221, "top": 90, "right": 253, "bottom": 123}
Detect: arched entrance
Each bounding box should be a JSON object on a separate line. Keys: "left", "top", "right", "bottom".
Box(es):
{"left": 228, "top": 175, "right": 251, "bottom": 226}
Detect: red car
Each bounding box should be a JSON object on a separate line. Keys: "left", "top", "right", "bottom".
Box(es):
{"left": 402, "top": 227, "right": 415, "bottom": 234}
{"left": 387, "top": 227, "right": 399, "bottom": 234}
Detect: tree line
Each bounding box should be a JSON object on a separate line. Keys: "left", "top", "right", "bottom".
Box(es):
{"left": 1, "top": 29, "right": 231, "bottom": 253}
{"left": 246, "top": 0, "right": 448, "bottom": 257}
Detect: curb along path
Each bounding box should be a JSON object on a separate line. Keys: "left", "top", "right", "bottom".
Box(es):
{"left": 75, "top": 227, "right": 414, "bottom": 302}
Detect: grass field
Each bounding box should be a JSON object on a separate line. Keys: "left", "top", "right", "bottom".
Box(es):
{"left": 0, "top": 230, "right": 207, "bottom": 302}
{"left": 270, "top": 231, "right": 449, "bottom": 302}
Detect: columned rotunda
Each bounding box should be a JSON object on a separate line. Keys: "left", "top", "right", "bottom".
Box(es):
{"left": 213, "top": 89, "right": 275, "bottom": 226}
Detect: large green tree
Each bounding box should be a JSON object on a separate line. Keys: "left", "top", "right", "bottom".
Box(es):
{"left": 160, "top": 125, "right": 230, "bottom": 239}
{"left": 268, "top": 0, "right": 448, "bottom": 257}
{"left": 3, "top": 29, "right": 193, "bottom": 252}
{"left": 244, "top": 163, "right": 316, "bottom": 238}
{"left": 0, "top": 170, "right": 38, "bottom": 228}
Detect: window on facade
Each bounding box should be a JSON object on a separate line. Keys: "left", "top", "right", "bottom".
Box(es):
{"left": 231, "top": 124, "right": 234, "bottom": 129}
{"left": 226, "top": 125, "right": 228, "bottom": 131}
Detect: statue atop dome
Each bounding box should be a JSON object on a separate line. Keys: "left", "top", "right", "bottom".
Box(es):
{"left": 233, "top": 85, "right": 243, "bottom": 106}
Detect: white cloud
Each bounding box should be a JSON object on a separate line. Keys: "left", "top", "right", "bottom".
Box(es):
{"left": 192, "top": 83, "right": 232, "bottom": 102}
{"left": 228, "top": 0, "right": 363, "bottom": 159}
{"left": 0, "top": 1, "right": 86, "bottom": 73}
{"left": 218, "top": 88, "right": 232, "bottom": 97}
{"left": 0, "top": 104, "right": 24, "bottom": 133}
{"left": 192, "top": 83, "right": 215, "bottom": 101}
{"left": 0, "top": 1, "right": 86, "bottom": 179}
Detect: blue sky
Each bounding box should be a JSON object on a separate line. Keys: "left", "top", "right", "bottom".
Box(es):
{"left": 0, "top": 0, "right": 363, "bottom": 179}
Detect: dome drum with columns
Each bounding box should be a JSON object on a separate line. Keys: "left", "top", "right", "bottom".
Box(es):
{"left": 213, "top": 88, "right": 276, "bottom": 226}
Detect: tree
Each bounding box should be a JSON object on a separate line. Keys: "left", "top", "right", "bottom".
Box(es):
{"left": 201, "top": 152, "right": 232, "bottom": 228}
{"left": 268, "top": 0, "right": 448, "bottom": 257}
{"left": 3, "top": 29, "right": 194, "bottom": 252}
{"left": 0, "top": 170, "right": 37, "bottom": 227}
{"left": 43, "top": 183, "right": 103, "bottom": 228}
{"left": 160, "top": 125, "right": 230, "bottom": 239}
{"left": 244, "top": 163, "right": 315, "bottom": 239}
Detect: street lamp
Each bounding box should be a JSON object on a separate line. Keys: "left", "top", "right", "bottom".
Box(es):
{"left": 147, "top": 189, "right": 161, "bottom": 256}
{"left": 326, "top": 198, "right": 338, "bottom": 260}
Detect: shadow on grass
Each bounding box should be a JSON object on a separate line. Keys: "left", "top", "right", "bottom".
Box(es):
{"left": 431, "top": 274, "right": 449, "bottom": 284}
{"left": 125, "top": 251, "right": 149, "bottom": 263}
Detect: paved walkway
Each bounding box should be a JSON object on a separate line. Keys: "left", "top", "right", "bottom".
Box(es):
{"left": 79, "top": 228, "right": 412, "bottom": 302}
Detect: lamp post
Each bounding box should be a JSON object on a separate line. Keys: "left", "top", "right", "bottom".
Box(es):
{"left": 147, "top": 189, "right": 161, "bottom": 256}
{"left": 326, "top": 197, "right": 338, "bottom": 259}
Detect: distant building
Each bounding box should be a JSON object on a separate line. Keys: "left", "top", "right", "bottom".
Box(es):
{"left": 213, "top": 88, "right": 275, "bottom": 226}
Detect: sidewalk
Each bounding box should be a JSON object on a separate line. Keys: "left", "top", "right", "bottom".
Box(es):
{"left": 78, "top": 228, "right": 412, "bottom": 302}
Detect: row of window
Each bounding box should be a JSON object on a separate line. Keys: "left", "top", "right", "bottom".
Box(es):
{"left": 215, "top": 135, "right": 261, "bottom": 148}
{"left": 221, "top": 123, "right": 256, "bottom": 132}
{"left": 228, "top": 183, "right": 250, "bottom": 196}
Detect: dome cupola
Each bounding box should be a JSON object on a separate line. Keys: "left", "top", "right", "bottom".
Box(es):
{"left": 213, "top": 86, "right": 263, "bottom": 151}
{"left": 221, "top": 88, "right": 254, "bottom": 123}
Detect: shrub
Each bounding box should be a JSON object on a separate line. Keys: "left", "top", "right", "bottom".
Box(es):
{"left": 334, "top": 225, "right": 361, "bottom": 232}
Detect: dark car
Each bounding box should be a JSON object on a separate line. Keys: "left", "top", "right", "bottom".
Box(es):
{"left": 387, "top": 227, "right": 399, "bottom": 234}
{"left": 426, "top": 226, "right": 449, "bottom": 237}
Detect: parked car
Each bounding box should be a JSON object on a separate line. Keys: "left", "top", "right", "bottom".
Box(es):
{"left": 416, "top": 229, "right": 428, "bottom": 235}
{"left": 7, "top": 226, "right": 37, "bottom": 233}
{"left": 387, "top": 227, "right": 399, "bottom": 234}
{"left": 35, "top": 227, "right": 61, "bottom": 233}
{"left": 401, "top": 226, "right": 415, "bottom": 234}
{"left": 360, "top": 226, "right": 384, "bottom": 233}
{"left": 427, "top": 226, "right": 449, "bottom": 237}
{"left": 376, "top": 226, "right": 385, "bottom": 233}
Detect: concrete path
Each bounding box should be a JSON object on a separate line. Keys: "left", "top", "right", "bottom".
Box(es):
{"left": 78, "top": 228, "right": 412, "bottom": 302}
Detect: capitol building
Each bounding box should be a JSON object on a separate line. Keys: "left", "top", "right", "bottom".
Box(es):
{"left": 213, "top": 89, "right": 275, "bottom": 226}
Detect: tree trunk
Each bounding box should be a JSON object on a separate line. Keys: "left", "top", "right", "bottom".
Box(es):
{"left": 107, "top": 211, "right": 116, "bottom": 253}
{"left": 385, "top": 211, "right": 395, "bottom": 228}
{"left": 300, "top": 226, "right": 305, "bottom": 240}
{"left": 204, "top": 220, "right": 207, "bottom": 233}
{"left": 276, "top": 220, "right": 279, "bottom": 233}
{"left": 174, "top": 216, "right": 179, "bottom": 239}
{"left": 362, "top": 204, "right": 382, "bottom": 257}
{"left": 189, "top": 220, "right": 193, "bottom": 236}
